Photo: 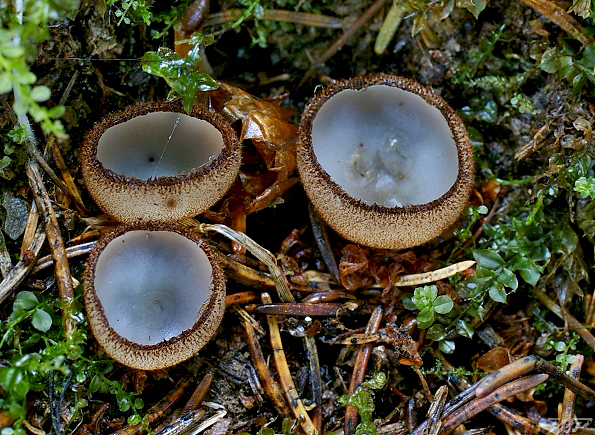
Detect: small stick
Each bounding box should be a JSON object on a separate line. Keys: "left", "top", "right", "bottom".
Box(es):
{"left": 200, "top": 224, "right": 294, "bottom": 302}
{"left": 309, "top": 203, "right": 340, "bottom": 283}
{"left": 0, "top": 230, "right": 12, "bottom": 278}
{"left": 558, "top": 354, "right": 584, "bottom": 435}
{"left": 0, "top": 225, "right": 45, "bottom": 304}
{"left": 521, "top": 0, "right": 593, "bottom": 46}
{"left": 415, "top": 367, "right": 433, "bottom": 402}
{"left": 439, "top": 374, "right": 550, "bottom": 435}
{"left": 247, "top": 177, "right": 300, "bottom": 214}
{"left": 535, "top": 288, "right": 595, "bottom": 350}
{"left": 225, "top": 291, "right": 259, "bottom": 306}
{"left": 48, "top": 135, "right": 89, "bottom": 214}
{"left": 204, "top": 9, "right": 343, "bottom": 29}
{"left": 183, "top": 372, "right": 214, "bottom": 413}
{"left": 32, "top": 241, "right": 96, "bottom": 274}
{"left": 27, "top": 161, "right": 75, "bottom": 339}
{"left": 304, "top": 334, "right": 323, "bottom": 434}
{"left": 231, "top": 305, "right": 265, "bottom": 335}
{"left": 214, "top": 249, "right": 276, "bottom": 290}
{"left": 253, "top": 302, "right": 342, "bottom": 316}
{"left": 300, "top": 0, "right": 386, "bottom": 86}
{"left": 427, "top": 386, "right": 449, "bottom": 435}
{"left": 244, "top": 317, "right": 291, "bottom": 417}
{"left": 302, "top": 290, "right": 356, "bottom": 303}
{"left": 20, "top": 201, "right": 40, "bottom": 259}
{"left": 261, "top": 292, "right": 318, "bottom": 435}
{"left": 344, "top": 306, "right": 383, "bottom": 435}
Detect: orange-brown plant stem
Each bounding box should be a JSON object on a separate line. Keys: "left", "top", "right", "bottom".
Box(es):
{"left": 262, "top": 292, "right": 318, "bottom": 435}
{"left": 48, "top": 136, "right": 89, "bottom": 215}
{"left": 559, "top": 354, "right": 584, "bottom": 435}
{"left": 204, "top": 9, "right": 343, "bottom": 29}
{"left": 244, "top": 318, "right": 291, "bottom": 417}
{"left": 475, "top": 355, "right": 595, "bottom": 403}
{"left": 112, "top": 378, "right": 192, "bottom": 435}
{"left": 535, "top": 288, "right": 595, "bottom": 351}
{"left": 439, "top": 374, "right": 549, "bottom": 435}
{"left": 183, "top": 371, "right": 214, "bottom": 413}
{"left": 226, "top": 291, "right": 259, "bottom": 306}
{"left": 26, "top": 161, "right": 75, "bottom": 339}
{"left": 253, "top": 302, "right": 342, "bottom": 316}
{"left": 300, "top": 0, "right": 386, "bottom": 86}
{"left": 521, "top": 0, "right": 593, "bottom": 46}
{"left": 344, "top": 306, "right": 383, "bottom": 435}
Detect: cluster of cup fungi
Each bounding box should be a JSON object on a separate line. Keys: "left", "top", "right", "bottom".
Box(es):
{"left": 81, "top": 74, "right": 475, "bottom": 370}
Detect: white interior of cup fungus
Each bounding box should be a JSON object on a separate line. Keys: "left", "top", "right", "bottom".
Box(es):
{"left": 97, "top": 112, "right": 224, "bottom": 179}
{"left": 93, "top": 230, "right": 213, "bottom": 345}
{"left": 311, "top": 86, "right": 459, "bottom": 207}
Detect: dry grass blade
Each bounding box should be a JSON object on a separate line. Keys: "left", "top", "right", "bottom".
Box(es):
{"left": 345, "top": 306, "right": 383, "bottom": 435}
{"left": 204, "top": 9, "right": 343, "bottom": 29}
{"left": 183, "top": 372, "right": 214, "bottom": 413}
{"left": 427, "top": 386, "right": 449, "bottom": 435}
{"left": 558, "top": 354, "right": 583, "bottom": 435}
{"left": 214, "top": 249, "right": 276, "bottom": 291}
{"left": 32, "top": 241, "right": 96, "bottom": 274}
{"left": 261, "top": 292, "right": 318, "bottom": 435}
{"left": 26, "top": 160, "right": 75, "bottom": 339}
{"left": 200, "top": 223, "right": 293, "bottom": 302}
{"left": 243, "top": 317, "right": 291, "bottom": 417}
{"left": 0, "top": 225, "right": 45, "bottom": 304}
{"left": 439, "top": 374, "right": 549, "bottom": 435}
{"left": 309, "top": 203, "right": 340, "bottom": 283}
{"left": 48, "top": 135, "right": 89, "bottom": 214}
{"left": 0, "top": 230, "right": 12, "bottom": 278}
{"left": 535, "top": 288, "right": 595, "bottom": 350}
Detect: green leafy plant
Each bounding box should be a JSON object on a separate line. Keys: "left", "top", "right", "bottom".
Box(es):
{"left": 539, "top": 43, "right": 595, "bottom": 95}
{"left": 141, "top": 33, "right": 219, "bottom": 113}
{"left": 574, "top": 176, "right": 595, "bottom": 198}
{"left": 107, "top": 0, "right": 152, "bottom": 25}
{"left": 403, "top": 285, "right": 454, "bottom": 329}
{"left": 0, "top": 0, "right": 78, "bottom": 138}
{"left": 338, "top": 372, "right": 386, "bottom": 435}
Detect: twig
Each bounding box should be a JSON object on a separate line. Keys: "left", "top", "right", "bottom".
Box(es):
{"left": 0, "top": 225, "right": 45, "bottom": 305}
{"left": 204, "top": 9, "right": 343, "bottom": 29}
{"left": 20, "top": 201, "right": 40, "bottom": 259}
{"left": 200, "top": 224, "right": 294, "bottom": 302}
{"left": 299, "top": 0, "right": 386, "bottom": 86}
{"left": 304, "top": 333, "right": 323, "bottom": 434}
{"left": 427, "top": 386, "right": 449, "bottom": 435}
{"left": 521, "top": 0, "right": 593, "bottom": 46}
{"left": 439, "top": 374, "right": 549, "bottom": 435}
{"left": 559, "top": 354, "right": 583, "bottom": 435}
{"left": 534, "top": 288, "right": 595, "bottom": 350}
{"left": 253, "top": 302, "right": 342, "bottom": 316}
{"left": 345, "top": 306, "right": 383, "bottom": 435}
{"left": 243, "top": 317, "right": 291, "bottom": 417}
{"left": 48, "top": 135, "right": 89, "bottom": 214}
{"left": 309, "top": 203, "right": 340, "bottom": 283}
{"left": 26, "top": 160, "right": 75, "bottom": 339}
{"left": 0, "top": 230, "right": 12, "bottom": 278}
{"left": 32, "top": 241, "right": 96, "bottom": 274}
{"left": 183, "top": 372, "right": 214, "bottom": 413}
{"left": 261, "top": 292, "right": 318, "bottom": 435}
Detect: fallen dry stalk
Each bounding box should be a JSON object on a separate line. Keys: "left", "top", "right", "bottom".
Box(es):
{"left": 0, "top": 230, "right": 12, "bottom": 278}
{"left": 32, "top": 241, "right": 96, "bottom": 274}
{"left": 558, "top": 354, "right": 583, "bottom": 435}
{"left": 204, "top": 9, "right": 343, "bottom": 29}
{"left": 26, "top": 160, "right": 75, "bottom": 339}
{"left": 243, "top": 317, "right": 291, "bottom": 417}
{"left": 261, "top": 292, "right": 318, "bottom": 435}
{"left": 345, "top": 306, "right": 383, "bottom": 435}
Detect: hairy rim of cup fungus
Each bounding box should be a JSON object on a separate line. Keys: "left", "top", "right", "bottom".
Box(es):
{"left": 81, "top": 102, "right": 241, "bottom": 223}
{"left": 83, "top": 223, "right": 226, "bottom": 370}
{"left": 297, "top": 75, "right": 475, "bottom": 250}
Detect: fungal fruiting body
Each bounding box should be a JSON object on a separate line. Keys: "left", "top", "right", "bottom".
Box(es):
{"left": 297, "top": 75, "right": 475, "bottom": 250}
{"left": 81, "top": 102, "right": 241, "bottom": 223}
{"left": 83, "top": 223, "right": 225, "bottom": 370}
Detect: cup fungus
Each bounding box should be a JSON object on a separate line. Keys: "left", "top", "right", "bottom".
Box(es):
{"left": 83, "top": 223, "right": 225, "bottom": 370}
{"left": 297, "top": 75, "right": 475, "bottom": 250}
{"left": 82, "top": 102, "right": 241, "bottom": 223}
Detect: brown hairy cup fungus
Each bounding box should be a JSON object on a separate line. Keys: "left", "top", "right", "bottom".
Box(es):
{"left": 297, "top": 75, "right": 475, "bottom": 250}
{"left": 82, "top": 102, "right": 241, "bottom": 223}
{"left": 83, "top": 223, "right": 225, "bottom": 370}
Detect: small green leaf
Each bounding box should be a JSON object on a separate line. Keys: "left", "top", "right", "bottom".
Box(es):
{"left": 0, "top": 73, "right": 12, "bottom": 93}
{"left": 14, "top": 291, "right": 39, "bottom": 311}
{"left": 30, "top": 86, "right": 51, "bottom": 102}
{"left": 488, "top": 283, "right": 507, "bottom": 303}
{"left": 473, "top": 249, "right": 505, "bottom": 270}
{"left": 426, "top": 324, "right": 446, "bottom": 341}
{"left": 32, "top": 308, "right": 52, "bottom": 332}
{"left": 433, "top": 295, "right": 454, "bottom": 314}
{"left": 496, "top": 267, "right": 518, "bottom": 290}
{"left": 417, "top": 307, "right": 434, "bottom": 329}
{"left": 439, "top": 340, "right": 455, "bottom": 354}
{"left": 456, "top": 320, "right": 474, "bottom": 339}
{"left": 402, "top": 297, "right": 416, "bottom": 310}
